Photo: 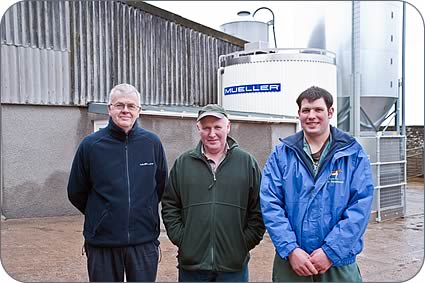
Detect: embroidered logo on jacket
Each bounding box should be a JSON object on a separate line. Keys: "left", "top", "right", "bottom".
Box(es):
{"left": 328, "top": 169, "right": 344, "bottom": 183}
{"left": 139, "top": 162, "right": 154, "bottom": 166}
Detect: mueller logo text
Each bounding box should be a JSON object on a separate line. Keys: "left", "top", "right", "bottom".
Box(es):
{"left": 224, "top": 83, "right": 281, "bottom": 95}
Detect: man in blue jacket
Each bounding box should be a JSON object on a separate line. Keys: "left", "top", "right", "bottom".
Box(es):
{"left": 260, "top": 86, "right": 374, "bottom": 282}
{"left": 67, "top": 83, "right": 168, "bottom": 282}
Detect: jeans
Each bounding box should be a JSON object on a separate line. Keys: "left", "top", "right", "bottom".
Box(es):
{"left": 178, "top": 264, "right": 249, "bottom": 282}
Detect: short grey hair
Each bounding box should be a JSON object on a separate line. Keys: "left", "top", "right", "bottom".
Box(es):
{"left": 108, "top": 83, "right": 141, "bottom": 105}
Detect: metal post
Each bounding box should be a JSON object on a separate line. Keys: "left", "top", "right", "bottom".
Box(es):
{"left": 401, "top": 1, "right": 406, "bottom": 137}
{"left": 376, "top": 134, "right": 382, "bottom": 222}
{"left": 351, "top": 0, "right": 361, "bottom": 137}
{"left": 403, "top": 136, "right": 407, "bottom": 216}
{"left": 395, "top": 80, "right": 400, "bottom": 133}
{"left": 401, "top": 1, "right": 407, "bottom": 217}
{"left": 217, "top": 67, "right": 224, "bottom": 106}
{"left": 0, "top": 104, "right": 4, "bottom": 220}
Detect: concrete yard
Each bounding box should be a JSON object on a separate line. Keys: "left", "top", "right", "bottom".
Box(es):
{"left": 1, "top": 180, "right": 423, "bottom": 282}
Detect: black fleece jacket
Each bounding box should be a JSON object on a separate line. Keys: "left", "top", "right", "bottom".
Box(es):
{"left": 67, "top": 118, "right": 168, "bottom": 247}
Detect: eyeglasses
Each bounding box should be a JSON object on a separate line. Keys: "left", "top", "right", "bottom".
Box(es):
{"left": 109, "top": 103, "right": 141, "bottom": 111}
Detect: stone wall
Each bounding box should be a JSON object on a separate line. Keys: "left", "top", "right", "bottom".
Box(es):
{"left": 406, "top": 126, "right": 424, "bottom": 179}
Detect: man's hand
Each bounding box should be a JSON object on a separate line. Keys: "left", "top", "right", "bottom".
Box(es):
{"left": 310, "top": 248, "right": 333, "bottom": 274}
{"left": 288, "top": 248, "right": 319, "bottom": 276}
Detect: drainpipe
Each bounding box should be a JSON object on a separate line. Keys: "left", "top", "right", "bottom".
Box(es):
{"left": 401, "top": 1, "right": 406, "bottom": 137}
{"left": 401, "top": 1, "right": 407, "bottom": 216}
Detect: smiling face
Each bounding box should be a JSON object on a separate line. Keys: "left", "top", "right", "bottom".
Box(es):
{"left": 298, "top": 97, "right": 334, "bottom": 139}
{"left": 107, "top": 91, "right": 140, "bottom": 133}
{"left": 197, "top": 116, "right": 231, "bottom": 155}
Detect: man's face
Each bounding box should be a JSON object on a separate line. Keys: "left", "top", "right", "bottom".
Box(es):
{"left": 107, "top": 92, "right": 140, "bottom": 133}
{"left": 197, "top": 116, "right": 230, "bottom": 155}
{"left": 298, "top": 97, "right": 334, "bottom": 138}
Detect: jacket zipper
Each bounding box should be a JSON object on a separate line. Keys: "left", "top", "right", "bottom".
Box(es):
{"left": 295, "top": 143, "right": 355, "bottom": 243}
{"left": 200, "top": 157, "right": 218, "bottom": 270}
{"left": 197, "top": 150, "right": 233, "bottom": 271}
{"left": 125, "top": 135, "right": 131, "bottom": 243}
{"left": 211, "top": 172, "right": 216, "bottom": 270}
{"left": 208, "top": 155, "right": 231, "bottom": 271}
{"left": 201, "top": 156, "right": 216, "bottom": 270}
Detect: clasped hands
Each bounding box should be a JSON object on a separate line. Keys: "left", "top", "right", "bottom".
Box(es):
{"left": 288, "top": 247, "right": 333, "bottom": 276}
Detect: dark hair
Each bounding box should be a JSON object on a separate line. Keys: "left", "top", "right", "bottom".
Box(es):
{"left": 296, "top": 86, "right": 333, "bottom": 110}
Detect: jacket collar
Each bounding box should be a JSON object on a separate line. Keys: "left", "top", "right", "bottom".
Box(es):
{"left": 281, "top": 125, "right": 355, "bottom": 151}
{"left": 280, "top": 126, "right": 357, "bottom": 179}
{"left": 107, "top": 117, "right": 139, "bottom": 141}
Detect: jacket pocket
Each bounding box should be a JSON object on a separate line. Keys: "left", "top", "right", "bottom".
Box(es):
{"left": 92, "top": 207, "right": 110, "bottom": 236}
{"left": 214, "top": 205, "right": 249, "bottom": 269}
{"left": 178, "top": 205, "right": 211, "bottom": 266}
{"left": 133, "top": 206, "right": 157, "bottom": 235}
{"left": 84, "top": 203, "right": 110, "bottom": 238}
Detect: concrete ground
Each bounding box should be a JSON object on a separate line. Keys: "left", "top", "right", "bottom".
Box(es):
{"left": 1, "top": 179, "right": 423, "bottom": 282}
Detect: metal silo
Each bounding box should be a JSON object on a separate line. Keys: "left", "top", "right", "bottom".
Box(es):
{"left": 295, "top": 1, "right": 402, "bottom": 133}
{"left": 295, "top": 1, "right": 406, "bottom": 221}
{"left": 218, "top": 1, "right": 407, "bottom": 221}
{"left": 218, "top": 49, "right": 337, "bottom": 126}
{"left": 219, "top": 11, "right": 269, "bottom": 44}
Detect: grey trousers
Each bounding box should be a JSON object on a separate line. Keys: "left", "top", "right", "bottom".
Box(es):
{"left": 84, "top": 241, "right": 159, "bottom": 282}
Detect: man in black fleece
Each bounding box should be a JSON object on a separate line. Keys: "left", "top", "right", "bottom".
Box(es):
{"left": 67, "top": 83, "right": 168, "bottom": 282}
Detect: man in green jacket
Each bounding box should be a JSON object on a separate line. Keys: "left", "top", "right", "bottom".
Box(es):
{"left": 161, "top": 104, "right": 265, "bottom": 282}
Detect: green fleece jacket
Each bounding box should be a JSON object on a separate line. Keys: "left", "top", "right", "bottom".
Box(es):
{"left": 161, "top": 136, "right": 265, "bottom": 272}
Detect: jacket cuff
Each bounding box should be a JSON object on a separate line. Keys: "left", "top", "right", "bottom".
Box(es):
{"left": 321, "top": 244, "right": 339, "bottom": 265}
{"left": 278, "top": 242, "right": 299, "bottom": 259}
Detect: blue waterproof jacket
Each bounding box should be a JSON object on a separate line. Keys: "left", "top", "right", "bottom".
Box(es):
{"left": 260, "top": 126, "right": 374, "bottom": 266}
{"left": 67, "top": 118, "right": 168, "bottom": 247}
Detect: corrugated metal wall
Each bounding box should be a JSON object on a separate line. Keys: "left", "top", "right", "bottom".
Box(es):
{"left": 1, "top": 0, "right": 243, "bottom": 106}
{"left": 1, "top": 0, "right": 71, "bottom": 104}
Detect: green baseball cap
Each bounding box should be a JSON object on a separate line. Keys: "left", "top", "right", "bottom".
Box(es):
{"left": 197, "top": 104, "right": 228, "bottom": 121}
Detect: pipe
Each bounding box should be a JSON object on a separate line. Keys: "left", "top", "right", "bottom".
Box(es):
{"left": 401, "top": 1, "right": 406, "bottom": 136}
{"left": 253, "top": 7, "right": 277, "bottom": 48}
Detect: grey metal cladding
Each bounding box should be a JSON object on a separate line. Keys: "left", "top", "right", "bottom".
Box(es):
{"left": 1, "top": 0, "right": 243, "bottom": 106}
{"left": 1, "top": 0, "right": 70, "bottom": 51}
{"left": 1, "top": 1, "right": 71, "bottom": 105}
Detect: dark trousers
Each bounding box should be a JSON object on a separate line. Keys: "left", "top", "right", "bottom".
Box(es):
{"left": 178, "top": 264, "right": 249, "bottom": 282}
{"left": 272, "top": 253, "right": 362, "bottom": 282}
{"left": 84, "top": 241, "right": 159, "bottom": 282}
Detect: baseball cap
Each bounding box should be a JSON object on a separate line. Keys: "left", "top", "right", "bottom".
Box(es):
{"left": 197, "top": 104, "right": 228, "bottom": 121}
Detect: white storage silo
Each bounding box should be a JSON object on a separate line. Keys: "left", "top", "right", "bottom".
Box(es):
{"left": 289, "top": 1, "right": 405, "bottom": 221}
{"left": 218, "top": 48, "right": 337, "bottom": 125}
{"left": 219, "top": 11, "right": 269, "bottom": 44}
{"left": 218, "top": 1, "right": 406, "bottom": 221}
{"left": 291, "top": 1, "right": 401, "bottom": 132}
